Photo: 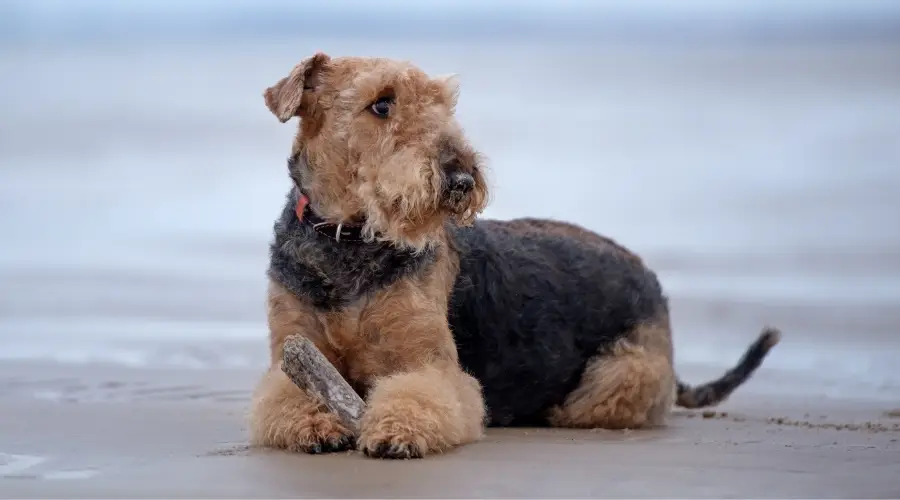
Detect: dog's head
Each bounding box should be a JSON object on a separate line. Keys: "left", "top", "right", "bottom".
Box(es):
{"left": 264, "top": 53, "right": 489, "bottom": 250}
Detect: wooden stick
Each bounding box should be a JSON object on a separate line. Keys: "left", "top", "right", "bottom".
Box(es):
{"left": 281, "top": 335, "right": 366, "bottom": 432}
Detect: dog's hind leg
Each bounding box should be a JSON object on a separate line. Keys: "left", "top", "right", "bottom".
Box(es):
{"left": 548, "top": 318, "right": 676, "bottom": 429}
{"left": 549, "top": 317, "right": 781, "bottom": 429}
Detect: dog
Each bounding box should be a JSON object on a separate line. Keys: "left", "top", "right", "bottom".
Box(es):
{"left": 249, "top": 53, "right": 781, "bottom": 459}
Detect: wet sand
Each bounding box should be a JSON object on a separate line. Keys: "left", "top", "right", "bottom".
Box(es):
{"left": 1, "top": 361, "right": 898, "bottom": 499}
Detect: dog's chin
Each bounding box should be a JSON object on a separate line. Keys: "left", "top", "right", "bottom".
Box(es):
{"left": 443, "top": 206, "right": 473, "bottom": 226}
{"left": 372, "top": 226, "right": 444, "bottom": 253}
{"left": 361, "top": 189, "right": 481, "bottom": 250}
{"left": 442, "top": 190, "right": 468, "bottom": 210}
{"left": 441, "top": 193, "right": 481, "bottom": 227}
{"left": 364, "top": 210, "right": 445, "bottom": 252}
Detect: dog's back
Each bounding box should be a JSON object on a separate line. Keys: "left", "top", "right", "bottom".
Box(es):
{"left": 447, "top": 218, "right": 668, "bottom": 426}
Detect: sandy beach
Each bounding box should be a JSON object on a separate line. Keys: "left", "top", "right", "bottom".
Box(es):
{"left": 1, "top": 360, "right": 898, "bottom": 498}
{"left": 3, "top": 5, "right": 900, "bottom": 496}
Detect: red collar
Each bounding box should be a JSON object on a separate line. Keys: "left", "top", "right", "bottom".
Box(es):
{"left": 295, "top": 194, "right": 366, "bottom": 243}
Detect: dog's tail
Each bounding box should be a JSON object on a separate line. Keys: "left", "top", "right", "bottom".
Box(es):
{"left": 675, "top": 327, "right": 781, "bottom": 409}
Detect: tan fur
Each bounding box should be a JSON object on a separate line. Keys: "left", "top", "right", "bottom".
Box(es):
{"left": 358, "top": 360, "right": 485, "bottom": 457}
{"left": 252, "top": 240, "right": 485, "bottom": 457}
{"left": 249, "top": 364, "right": 354, "bottom": 452}
{"left": 271, "top": 55, "right": 488, "bottom": 251}
{"left": 547, "top": 317, "right": 675, "bottom": 430}
{"left": 264, "top": 53, "right": 331, "bottom": 123}
{"left": 250, "top": 281, "right": 354, "bottom": 451}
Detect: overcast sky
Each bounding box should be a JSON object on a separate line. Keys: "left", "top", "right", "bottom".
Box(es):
{"left": 9, "top": 0, "right": 900, "bottom": 21}
{"left": 4, "top": 0, "right": 899, "bottom": 43}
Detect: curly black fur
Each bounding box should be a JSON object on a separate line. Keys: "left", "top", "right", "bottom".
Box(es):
{"left": 446, "top": 221, "right": 667, "bottom": 426}
{"left": 267, "top": 188, "right": 436, "bottom": 311}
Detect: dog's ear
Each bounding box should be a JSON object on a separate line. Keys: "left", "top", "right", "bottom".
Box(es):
{"left": 434, "top": 73, "right": 460, "bottom": 112}
{"left": 264, "top": 52, "right": 331, "bottom": 123}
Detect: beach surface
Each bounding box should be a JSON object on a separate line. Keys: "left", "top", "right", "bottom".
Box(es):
{"left": 1, "top": 360, "right": 899, "bottom": 498}
{"left": 2, "top": 28, "right": 900, "bottom": 498}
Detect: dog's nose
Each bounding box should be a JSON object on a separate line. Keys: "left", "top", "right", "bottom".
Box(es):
{"left": 448, "top": 171, "right": 475, "bottom": 194}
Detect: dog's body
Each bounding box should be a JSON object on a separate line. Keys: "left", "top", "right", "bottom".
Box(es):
{"left": 251, "top": 53, "right": 780, "bottom": 459}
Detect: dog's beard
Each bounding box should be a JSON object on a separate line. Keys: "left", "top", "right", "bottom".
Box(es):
{"left": 444, "top": 182, "right": 486, "bottom": 227}
{"left": 441, "top": 193, "right": 477, "bottom": 225}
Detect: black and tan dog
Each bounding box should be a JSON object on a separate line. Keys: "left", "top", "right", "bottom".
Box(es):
{"left": 249, "top": 53, "right": 780, "bottom": 459}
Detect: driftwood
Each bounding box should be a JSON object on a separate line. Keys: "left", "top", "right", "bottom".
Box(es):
{"left": 281, "top": 335, "right": 367, "bottom": 432}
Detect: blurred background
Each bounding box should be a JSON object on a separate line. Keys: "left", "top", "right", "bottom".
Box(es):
{"left": 1, "top": 1, "right": 898, "bottom": 400}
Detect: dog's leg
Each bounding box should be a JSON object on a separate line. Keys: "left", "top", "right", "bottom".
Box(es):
{"left": 548, "top": 318, "right": 676, "bottom": 429}
{"left": 357, "top": 359, "right": 485, "bottom": 459}
{"left": 248, "top": 280, "right": 356, "bottom": 454}
{"left": 249, "top": 363, "right": 356, "bottom": 453}
{"left": 352, "top": 259, "right": 486, "bottom": 459}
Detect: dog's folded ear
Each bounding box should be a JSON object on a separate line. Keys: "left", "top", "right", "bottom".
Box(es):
{"left": 264, "top": 52, "right": 331, "bottom": 123}
{"left": 433, "top": 73, "right": 460, "bottom": 112}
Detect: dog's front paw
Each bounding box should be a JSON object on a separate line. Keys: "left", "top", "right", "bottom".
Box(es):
{"left": 357, "top": 397, "right": 455, "bottom": 459}
{"left": 280, "top": 412, "right": 356, "bottom": 455}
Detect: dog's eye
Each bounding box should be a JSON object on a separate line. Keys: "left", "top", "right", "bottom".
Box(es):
{"left": 369, "top": 96, "right": 393, "bottom": 118}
